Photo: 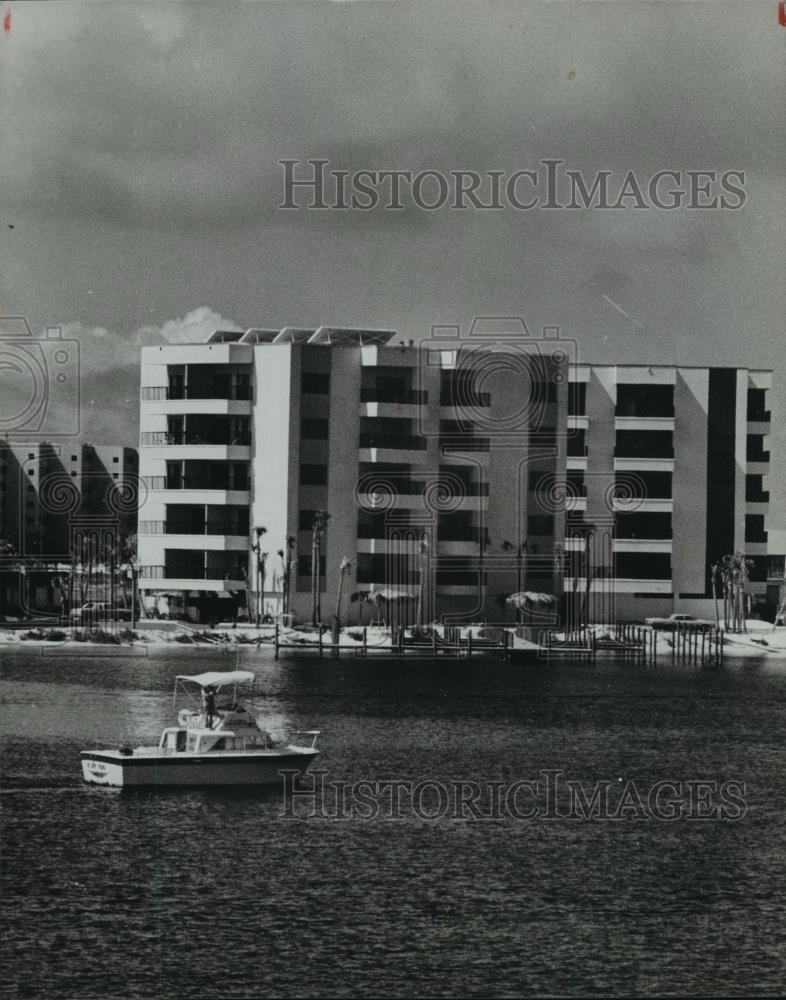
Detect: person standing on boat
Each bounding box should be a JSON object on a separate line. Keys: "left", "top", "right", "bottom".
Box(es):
{"left": 203, "top": 686, "right": 217, "bottom": 728}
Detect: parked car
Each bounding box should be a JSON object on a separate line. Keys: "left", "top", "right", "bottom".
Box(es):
{"left": 644, "top": 613, "right": 714, "bottom": 631}
{"left": 69, "top": 602, "right": 131, "bottom": 623}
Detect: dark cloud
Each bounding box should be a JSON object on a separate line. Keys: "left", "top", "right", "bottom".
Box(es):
{"left": 0, "top": 1, "right": 783, "bottom": 520}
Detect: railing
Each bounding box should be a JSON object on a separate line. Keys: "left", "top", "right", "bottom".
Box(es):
{"left": 140, "top": 565, "right": 246, "bottom": 581}
{"left": 614, "top": 448, "right": 674, "bottom": 459}
{"left": 140, "top": 432, "right": 251, "bottom": 447}
{"left": 745, "top": 532, "right": 769, "bottom": 544}
{"left": 138, "top": 521, "right": 249, "bottom": 536}
{"left": 360, "top": 389, "right": 427, "bottom": 404}
{"left": 142, "top": 476, "right": 249, "bottom": 492}
{"left": 747, "top": 451, "right": 770, "bottom": 463}
{"left": 141, "top": 385, "right": 252, "bottom": 402}
{"left": 438, "top": 436, "right": 490, "bottom": 452}
{"left": 440, "top": 391, "right": 491, "bottom": 408}
{"left": 747, "top": 409, "right": 771, "bottom": 422}
{"left": 746, "top": 491, "right": 770, "bottom": 503}
{"left": 359, "top": 435, "right": 427, "bottom": 450}
{"left": 614, "top": 407, "right": 675, "bottom": 418}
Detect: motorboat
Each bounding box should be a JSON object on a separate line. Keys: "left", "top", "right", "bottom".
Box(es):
{"left": 81, "top": 670, "right": 319, "bottom": 788}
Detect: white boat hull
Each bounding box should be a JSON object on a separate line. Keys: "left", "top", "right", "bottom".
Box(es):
{"left": 81, "top": 747, "right": 318, "bottom": 788}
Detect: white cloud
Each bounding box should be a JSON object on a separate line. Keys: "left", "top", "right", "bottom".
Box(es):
{"left": 139, "top": 307, "right": 241, "bottom": 345}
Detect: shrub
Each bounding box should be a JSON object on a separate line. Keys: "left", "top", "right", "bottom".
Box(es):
{"left": 45, "top": 629, "right": 68, "bottom": 642}
{"left": 91, "top": 629, "right": 121, "bottom": 645}
{"left": 117, "top": 629, "right": 139, "bottom": 642}
{"left": 175, "top": 633, "right": 193, "bottom": 644}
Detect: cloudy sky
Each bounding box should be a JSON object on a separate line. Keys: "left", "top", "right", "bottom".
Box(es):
{"left": 1, "top": 1, "right": 784, "bottom": 522}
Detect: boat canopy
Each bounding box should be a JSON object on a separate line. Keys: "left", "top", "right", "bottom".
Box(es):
{"left": 176, "top": 671, "right": 255, "bottom": 690}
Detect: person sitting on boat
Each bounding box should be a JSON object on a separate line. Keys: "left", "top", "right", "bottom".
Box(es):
{"left": 202, "top": 686, "right": 218, "bottom": 728}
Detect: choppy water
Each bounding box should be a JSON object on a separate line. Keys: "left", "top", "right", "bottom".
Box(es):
{"left": 1, "top": 646, "right": 785, "bottom": 998}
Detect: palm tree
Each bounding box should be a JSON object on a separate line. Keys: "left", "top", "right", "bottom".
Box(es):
{"left": 251, "top": 526, "right": 267, "bottom": 626}
{"left": 118, "top": 532, "right": 140, "bottom": 627}
{"left": 351, "top": 589, "right": 373, "bottom": 625}
{"left": 334, "top": 555, "right": 351, "bottom": 630}
{"left": 311, "top": 511, "right": 330, "bottom": 626}
{"left": 710, "top": 560, "right": 721, "bottom": 628}
{"left": 278, "top": 534, "right": 296, "bottom": 617}
{"left": 553, "top": 542, "right": 565, "bottom": 629}
{"left": 416, "top": 533, "right": 429, "bottom": 628}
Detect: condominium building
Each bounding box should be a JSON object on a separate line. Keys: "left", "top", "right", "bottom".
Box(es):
{"left": 0, "top": 440, "right": 138, "bottom": 612}
{"left": 137, "top": 325, "right": 568, "bottom": 623}
{"left": 137, "top": 330, "right": 773, "bottom": 624}
{"left": 0, "top": 441, "right": 138, "bottom": 558}
{"left": 566, "top": 364, "right": 773, "bottom": 620}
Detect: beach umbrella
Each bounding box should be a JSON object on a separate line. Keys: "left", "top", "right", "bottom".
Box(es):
{"left": 506, "top": 591, "right": 556, "bottom": 623}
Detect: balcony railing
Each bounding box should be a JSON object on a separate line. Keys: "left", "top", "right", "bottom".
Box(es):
{"left": 138, "top": 521, "right": 248, "bottom": 536}
{"left": 614, "top": 448, "right": 674, "bottom": 459}
{"left": 141, "top": 565, "right": 246, "bottom": 581}
{"left": 747, "top": 409, "right": 771, "bottom": 422}
{"left": 747, "top": 451, "right": 770, "bottom": 463}
{"left": 359, "top": 434, "right": 427, "bottom": 451}
{"left": 140, "top": 432, "right": 251, "bottom": 447}
{"left": 614, "top": 406, "right": 675, "bottom": 418}
{"left": 745, "top": 532, "right": 769, "bottom": 544}
{"left": 141, "top": 385, "right": 252, "bottom": 402}
{"left": 746, "top": 491, "right": 770, "bottom": 503}
{"left": 438, "top": 436, "right": 490, "bottom": 452}
{"left": 440, "top": 392, "right": 491, "bottom": 408}
{"left": 360, "top": 388, "right": 427, "bottom": 404}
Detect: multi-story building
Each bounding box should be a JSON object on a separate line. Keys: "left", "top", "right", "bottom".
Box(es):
{"left": 137, "top": 331, "right": 773, "bottom": 625}
{"left": 0, "top": 440, "right": 138, "bottom": 612}
{"left": 566, "top": 364, "right": 773, "bottom": 620}
{"left": 137, "top": 326, "right": 569, "bottom": 623}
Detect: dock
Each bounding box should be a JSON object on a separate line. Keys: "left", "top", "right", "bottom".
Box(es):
{"left": 273, "top": 621, "right": 726, "bottom": 666}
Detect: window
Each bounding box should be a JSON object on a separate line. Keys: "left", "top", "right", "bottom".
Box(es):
{"left": 112, "top": 473, "right": 119, "bottom": 480}
{"left": 298, "top": 510, "right": 317, "bottom": 531}
{"left": 624, "top": 470, "right": 672, "bottom": 499}
{"left": 745, "top": 514, "right": 767, "bottom": 543}
{"left": 301, "top": 372, "right": 330, "bottom": 394}
{"left": 615, "top": 553, "right": 671, "bottom": 579}
{"left": 301, "top": 418, "right": 329, "bottom": 440}
{"left": 28, "top": 453, "right": 34, "bottom": 460}
{"left": 568, "top": 382, "right": 586, "bottom": 416}
{"left": 300, "top": 464, "right": 328, "bottom": 486}
{"left": 615, "top": 384, "right": 674, "bottom": 418}
{"left": 567, "top": 429, "right": 587, "bottom": 457}
{"left": 527, "top": 515, "right": 553, "bottom": 536}
{"left": 113, "top": 456, "right": 119, "bottom": 463}
{"left": 28, "top": 469, "right": 34, "bottom": 476}
{"left": 297, "top": 553, "right": 326, "bottom": 577}
{"left": 615, "top": 430, "right": 673, "bottom": 459}
{"left": 615, "top": 512, "right": 672, "bottom": 539}
{"left": 70, "top": 471, "right": 77, "bottom": 477}
{"left": 71, "top": 455, "right": 78, "bottom": 462}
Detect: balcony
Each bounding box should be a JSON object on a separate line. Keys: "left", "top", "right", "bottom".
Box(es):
{"left": 360, "top": 388, "right": 427, "bottom": 405}
{"left": 438, "top": 436, "right": 490, "bottom": 452}
{"left": 358, "top": 434, "right": 427, "bottom": 451}
{"left": 747, "top": 450, "right": 770, "bottom": 464}
{"left": 140, "top": 431, "right": 251, "bottom": 447}
{"left": 141, "top": 383, "right": 252, "bottom": 402}
{"left": 138, "top": 566, "right": 246, "bottom": 591}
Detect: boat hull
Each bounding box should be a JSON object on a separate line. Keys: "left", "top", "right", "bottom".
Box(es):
{"left": 81, "top": 748, "right": 318, "bottom": 788}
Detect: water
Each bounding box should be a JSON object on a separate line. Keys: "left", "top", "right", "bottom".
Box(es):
{"left": 1, "top": 646, "right": 785, "bottom": 998}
